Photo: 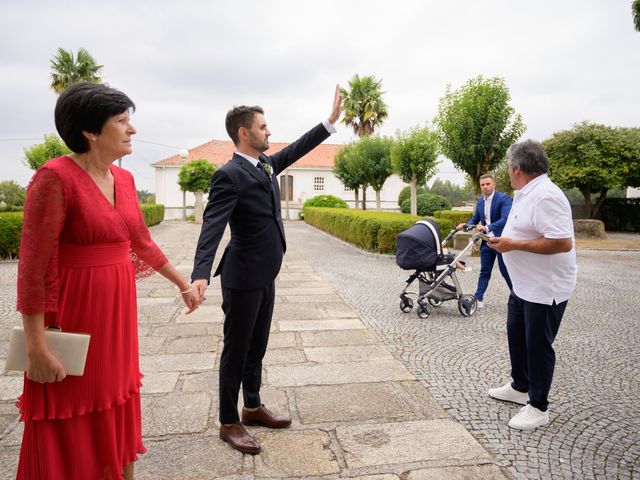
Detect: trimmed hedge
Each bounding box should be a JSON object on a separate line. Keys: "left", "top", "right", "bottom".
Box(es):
{"left": 141, "top": 204, "right": 165, "bottom": 227}
{"left": 0, "top": 204, "right": 165, "bottom": 259}
{"left": 434, "top": 210, "right": 473, "bottom": 225}
{"left": 0, "top": 212, "right": 23, "bottom": 259}
{"left": 303, "top": 207, "right": 454, "bottom": 254}
{"left": 598, "top": 198, "right": 640, "bottom": 232}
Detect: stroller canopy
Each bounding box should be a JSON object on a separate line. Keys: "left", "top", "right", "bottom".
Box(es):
{"left": 396, "top": 219, "right": 443, "bottom": 271}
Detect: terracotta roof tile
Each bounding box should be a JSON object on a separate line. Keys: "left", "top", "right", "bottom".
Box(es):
{"left": 153, "top": 139, "right": 342, "bottom": 169}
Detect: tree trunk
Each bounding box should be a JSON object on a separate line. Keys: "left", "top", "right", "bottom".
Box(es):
{"left": 182, "top": 190, "right": 187, "bottom": 220}
{"left": 592, "top": 188, "right": 608, "bottom": 219}
{"left": 579, "top": 185, "right": 592, "bottom": 219}
{"left": 375, "top": 190, "right": 381, "bottom": 210}
{"left": 194, "top": 191, "right": 204, "bottom": 224}
{"left": 410, "top": 175, "right": 417, "bottom": 216}
{"left": 362, "top": 186, "right": 367, "bottom": 210}
{"left": 354, "top": 188, "right": 359, "bottom": 209}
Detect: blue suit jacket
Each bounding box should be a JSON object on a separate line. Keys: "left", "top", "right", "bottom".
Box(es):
{"left": 466, "top": 190, "right": 512, "bottom": 237}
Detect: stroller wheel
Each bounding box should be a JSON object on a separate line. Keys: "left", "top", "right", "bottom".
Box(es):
{"left": 458, "top": 294, "right": 477, "bottom": 317}
{"left": 427, "top": 296, "right": 444, "bottom": 308}
{"left": 400, "top": 296, "right": 414, "bottom": 313}
{"left": 417, "top": 303, "right": 431, "bottom": 319}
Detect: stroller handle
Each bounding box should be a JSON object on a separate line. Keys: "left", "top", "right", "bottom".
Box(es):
{"left": 441, "top": 224, "right": 474, "bottom": 246}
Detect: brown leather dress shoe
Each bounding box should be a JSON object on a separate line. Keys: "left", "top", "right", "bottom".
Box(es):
{"left": 219, "top": 423, "right": 261, "bottom": 454}
{"left": 241, "top": 404, "right": 292, "bottom": 428}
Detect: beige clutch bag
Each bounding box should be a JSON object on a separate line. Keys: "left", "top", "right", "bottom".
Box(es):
{"left": 5, "top": 326, "right": 91, "bottom": 376}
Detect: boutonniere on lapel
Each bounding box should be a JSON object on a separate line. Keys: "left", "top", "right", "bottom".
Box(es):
{"left": 263, "top": 163, "right": 272, "bottom": 177}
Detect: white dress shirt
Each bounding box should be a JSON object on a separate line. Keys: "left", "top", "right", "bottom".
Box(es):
{"left": 501, "top": 174, "right": 577, "bottom": 305}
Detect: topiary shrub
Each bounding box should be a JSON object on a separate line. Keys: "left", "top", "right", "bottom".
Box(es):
{"left": 398, "top": 185, "right": 428, "bottom": 207}
{"left": 141, "top": 204, "right": 164, "bottom": 227}
{"left": 401, "top": 193, "right": 451, "bottom": 216}
{"left": 303, "top": 207, "right": 453, "bottom": 254}
{"left": 303, "top": 194, "right": 348, "bottom": 209}
{"left": 0, "top": 212, "right": 23, "bottom": 259}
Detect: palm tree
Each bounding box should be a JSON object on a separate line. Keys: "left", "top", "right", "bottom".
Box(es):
{"left": 340, "top": 74, "right": 389, "bottom": 137}
{"left": 50, "top": 48, "right": 103, "bottom": 94}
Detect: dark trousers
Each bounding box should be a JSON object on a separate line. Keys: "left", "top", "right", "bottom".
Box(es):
{"left": 507, "top": 292, "right": 568, "bottom": 412}
{"left": 475, "top": 241, "right": 513, "bottom": 301}
{"left": 219, "top": 281, "right": 275, "bottom": 424}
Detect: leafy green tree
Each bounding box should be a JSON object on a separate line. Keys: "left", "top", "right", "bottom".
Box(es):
{"left": 633, "top": 0, "right": 640, "bottom": 31}
{"left": 436, "top": 75, "right": 525, "bottom": 195}
{"left": 50, "top": 47, "right": 103, "bottom": 94}
{"left": 390, "top": 125, "right": 440, "bottom": 215}
{"left": 0, "top": 180, "right": 26, "bottom": 207}
{"left": 427, "top": 178, "right": 475, "bottom": 206}
{"left": 24, "top": 134, "right": 71, "bottom": 170}
{"left": 333, "top": 142, "right": 363, "bottom": 208}
{"left": 543, "top": 122, "right": 640, "bottom": 218}
{"left": 489, "top": 160, "right": 515, "bottom": 197}
{"left": 178, "top": 159, "right": 217, "bottom": 223}
{"left": 137, "top": 190, "right": 156, "bottom": 204}
{"left": 354, "top": 135, "right": 393, "bottom": 209}
{"left": 340, "top": 74, "right": 389, "bottom": 136}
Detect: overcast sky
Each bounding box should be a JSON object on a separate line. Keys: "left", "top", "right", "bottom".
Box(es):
{"left": 1, "top": 0, "right": 639, "bottom": 192}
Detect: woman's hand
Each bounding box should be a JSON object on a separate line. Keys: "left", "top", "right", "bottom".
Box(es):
{"left": 26, "top": 347, "right": 66, "bottom": 383}
{"left": 180, "top": 286, "right": 201, "bottom": 314}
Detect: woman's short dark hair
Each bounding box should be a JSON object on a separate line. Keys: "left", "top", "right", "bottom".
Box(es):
{"left": 54, "top": 82, "right": 135, "bottom": 153}
{"left": 225, "top": 105, "right": 264, "bottom": 145}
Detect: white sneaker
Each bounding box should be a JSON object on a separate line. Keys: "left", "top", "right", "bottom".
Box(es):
{"left": 476, "top": 300, "right": 484, "bottom": 308}
{"left": 508, "top": 404, "right": 549, "bottom": 430}
{"left": 488, "top": 382, "right": 528, "bottom": 405}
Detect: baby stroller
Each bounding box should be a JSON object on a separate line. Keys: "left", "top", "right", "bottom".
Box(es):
{"left": 396, "top": 220, "right": 482, "bottom": 319}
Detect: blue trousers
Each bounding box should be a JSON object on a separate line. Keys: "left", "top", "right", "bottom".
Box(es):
{"left": 475, "top": 241, "right": 512, "bottom": 301}
{"left": 507, "top": 292, "right": 568, "bottom": 412}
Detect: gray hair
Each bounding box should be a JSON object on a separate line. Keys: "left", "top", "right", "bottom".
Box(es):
{"left": 506, "top": 139, "right": 548, "bottom": 175}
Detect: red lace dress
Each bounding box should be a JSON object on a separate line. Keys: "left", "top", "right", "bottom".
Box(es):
{"left": 16, "top": 156, "right": 168, "bottom": 479}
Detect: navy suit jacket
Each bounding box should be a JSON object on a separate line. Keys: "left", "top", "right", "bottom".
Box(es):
{"left": 191, "top": 122, "right": 330, "bottom": 289}
{"left": 466, "top": 190, "right": 512, "bottom": 237}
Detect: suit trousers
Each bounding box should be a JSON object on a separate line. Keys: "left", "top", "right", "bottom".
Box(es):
{"left": 507, "top": 292, "right": 568, "bottom": 412}
{"left": 475, "top": 241, "right": 513, "bottom": 301}
{"left": 219, "top": 281, "right": 275, "bottom": 424}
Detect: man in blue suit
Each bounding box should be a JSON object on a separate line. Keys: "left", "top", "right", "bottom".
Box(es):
{"left": 457, "top": 174, "right": 513, "bottom": 307}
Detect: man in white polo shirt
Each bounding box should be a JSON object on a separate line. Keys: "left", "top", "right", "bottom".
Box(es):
{"left": 487, "top": 139, "right": 577, "bottom": 430}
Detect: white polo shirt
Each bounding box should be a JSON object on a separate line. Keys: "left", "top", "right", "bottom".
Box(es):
{"left": 502, "top": 174, "right": 577, "bottom": 305}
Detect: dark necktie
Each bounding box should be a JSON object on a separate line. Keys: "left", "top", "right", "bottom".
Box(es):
{"left": 256, "top": 161, "right": 269, "bottom": 178}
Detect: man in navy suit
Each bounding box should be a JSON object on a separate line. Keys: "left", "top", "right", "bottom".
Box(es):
{"left": 191, "top": 86, "right": 342, "bottom": 454}
{"left": 457, "top": 174, "right": 513, "bottom": 307}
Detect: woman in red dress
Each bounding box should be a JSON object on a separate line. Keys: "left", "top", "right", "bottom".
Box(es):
{"left": 16, "top": 82, "right": 201, "bottom": 479}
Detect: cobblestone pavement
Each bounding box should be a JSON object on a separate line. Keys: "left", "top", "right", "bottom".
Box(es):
{"left": 287, "top": 222, "right": 640, "bottom": 480}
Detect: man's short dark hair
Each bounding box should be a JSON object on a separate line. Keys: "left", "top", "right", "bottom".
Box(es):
{"left": 479, "top": 174, "right": 495, "bottom": 181}
{"left": 506, "top": 139, "right": 549, "bottom": 176}
{"left": 54, "top": 82, "right": 135, "bottom": 153}
{"left": 225, "top": 105, "right": 264, "bottom": 145}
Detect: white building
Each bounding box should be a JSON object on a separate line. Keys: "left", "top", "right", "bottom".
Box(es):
{"left": 153, "top": 139, "right": 407, "bottom": 219}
